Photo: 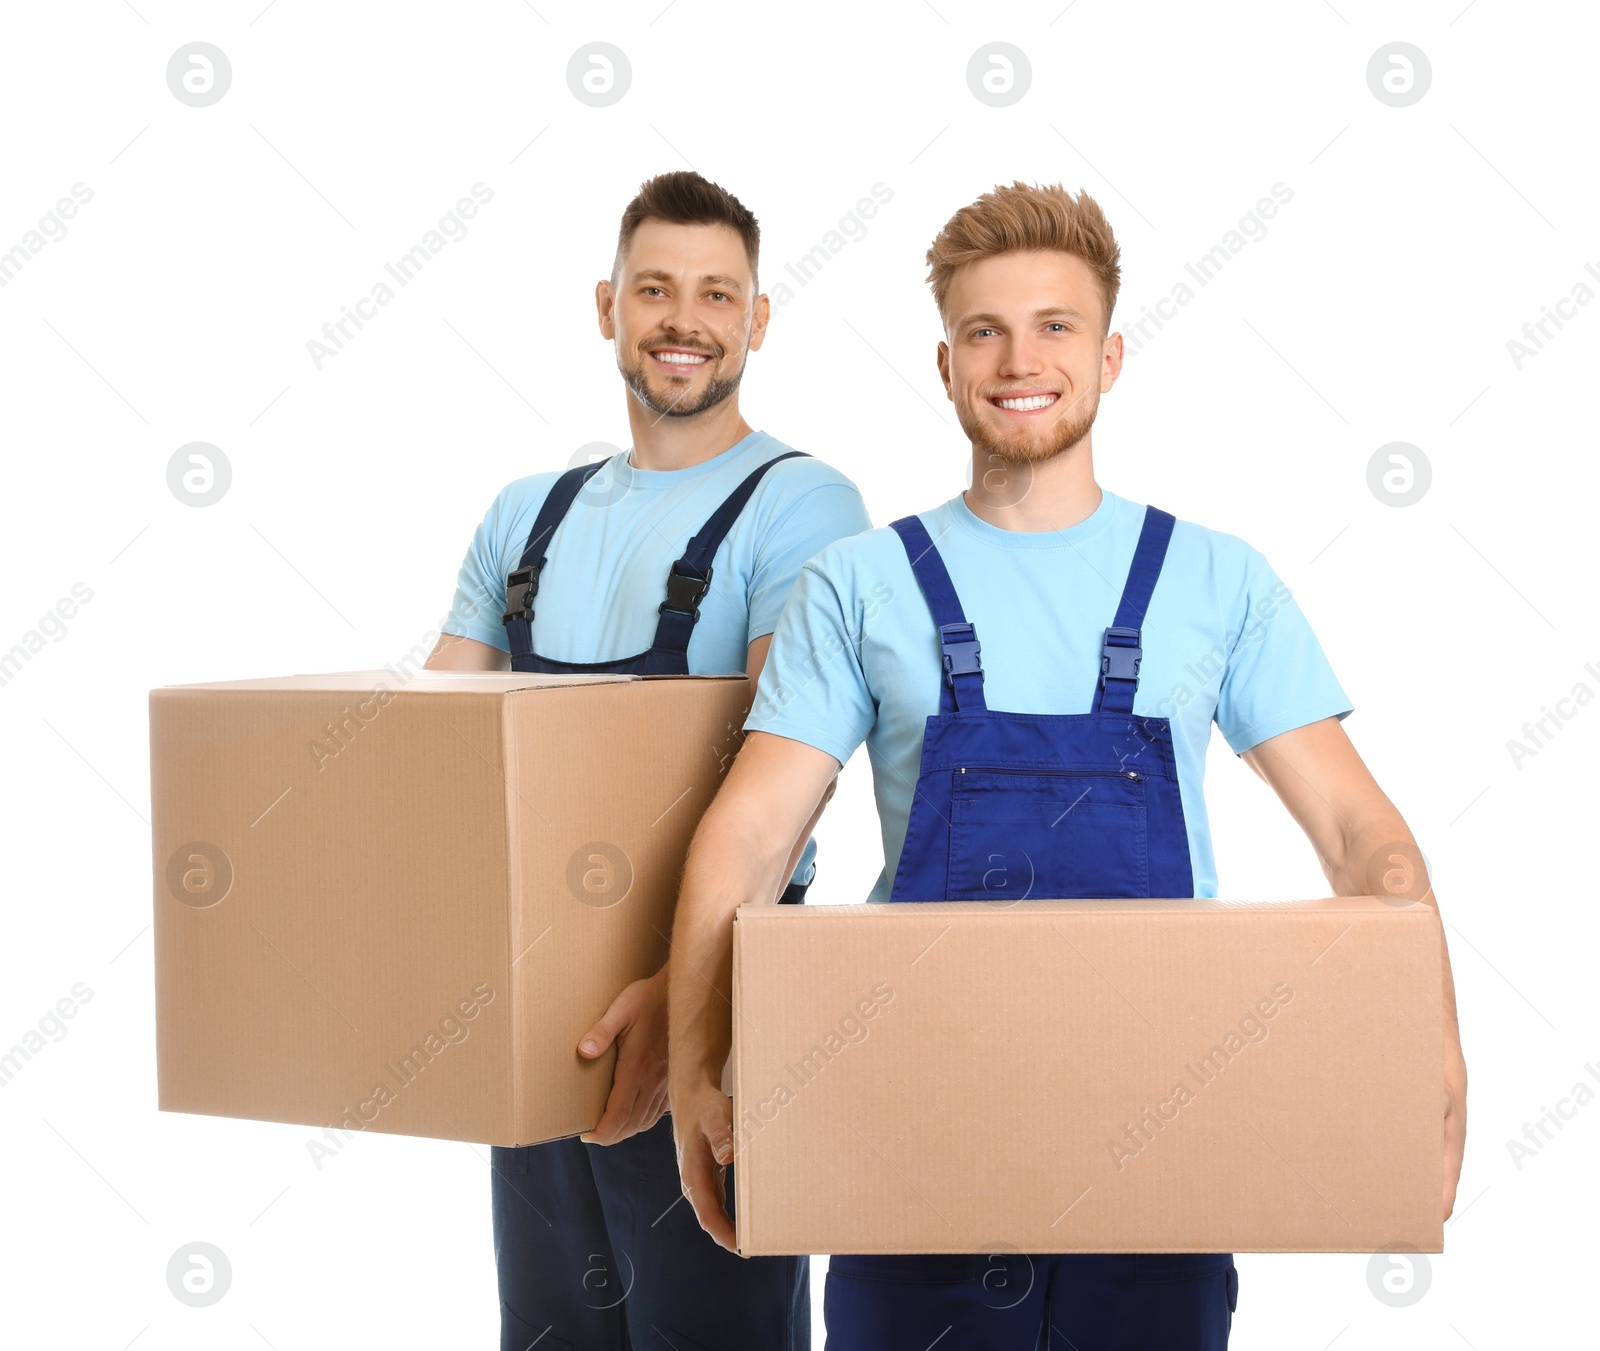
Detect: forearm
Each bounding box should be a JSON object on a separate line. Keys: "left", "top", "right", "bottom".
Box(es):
{"left": 1327, "top": 811, "right": 1464, "bottom": 1069}
{"left": 668, "top": 805, "right": 794, "bottom": 1090}
{"left": 423, "top": 632, "right": 507, "bottom": 671}
{"left": 1243, "top": 719, "right": 1466, "bottom": 1213}
{"left": 774, "top": 775, "right": 836, "bottom": 894}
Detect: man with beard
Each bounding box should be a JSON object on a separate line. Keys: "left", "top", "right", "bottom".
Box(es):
{"left": 667, "top": 181, "right": 1467, "bottom": 1348}
{"left": 426, "top": 171, "right": 870, "bottom": 1350}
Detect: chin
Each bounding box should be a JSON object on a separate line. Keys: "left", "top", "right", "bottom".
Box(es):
{"left": 976, "top": 425, "right": 1064, "bottom": 464}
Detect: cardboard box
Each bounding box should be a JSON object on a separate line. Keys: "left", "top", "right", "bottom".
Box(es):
{"left": 732, "top": 897, "right": 1442, "bottom": 1255}
{"left": 152, "top": 669, "right": 751, "bottom": 1147}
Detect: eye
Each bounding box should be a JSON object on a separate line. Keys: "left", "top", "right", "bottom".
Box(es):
{"left": 1045, "top": 322, "right": 1069, "bottom": 332}
{"left": 973, "top": 326, "right": 998, "bottom": 339}
{"left": 709, "top": 291, "right": 731, "bottom": 303}
{"left": 643, "top": 286, "right": 666, "bottom": 297}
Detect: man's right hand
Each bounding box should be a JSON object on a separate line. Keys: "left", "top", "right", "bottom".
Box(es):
{"left": 670, "top": 1073, "right": 738, "bottom": 1252}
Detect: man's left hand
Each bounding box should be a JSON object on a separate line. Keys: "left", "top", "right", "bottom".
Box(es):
{"left": 578, "top": 967, "right": 670, "bottom": 1146}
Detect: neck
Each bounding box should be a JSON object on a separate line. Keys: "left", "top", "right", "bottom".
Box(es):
{"left": 964, "top": 435, "right": 1102, "bottom": 532}
{"left": 623, "top": 392, "right": 753, "bottom": 472}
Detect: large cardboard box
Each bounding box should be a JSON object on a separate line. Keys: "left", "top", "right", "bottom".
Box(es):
{"left": 732, "top": 897, "right": 1443, "bottom": 1255}
{"left": 152, "top": 669, "right": 751, "bottom": 1147}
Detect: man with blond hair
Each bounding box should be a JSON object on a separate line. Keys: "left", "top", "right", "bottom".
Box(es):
{"left": 667, "top": 181, "right": 1467, "bottom": 1348}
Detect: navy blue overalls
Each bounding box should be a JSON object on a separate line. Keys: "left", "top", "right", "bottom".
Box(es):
{"left": 491, "top": 451, "right": 811, "bottom": 1351}
{"left": 820, "top": 506, "right": 1237, "bottom": 1351}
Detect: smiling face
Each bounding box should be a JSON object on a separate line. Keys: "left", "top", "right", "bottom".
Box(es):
{"left": 599, "top": 218, "right": 767, "bottom": 420}
{"left": 937, "top": 249, "right": 1120, "bottom": 464}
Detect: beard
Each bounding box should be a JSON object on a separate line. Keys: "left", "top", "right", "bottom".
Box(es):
{"left": 619, "top": 342, "right": 747, "bottom": 419}
{"left": 954, "top": 380, "right": 1102, "bottom": 465}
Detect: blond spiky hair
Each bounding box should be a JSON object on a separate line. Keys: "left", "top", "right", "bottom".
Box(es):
{"left": 926, "top": 181, "right": 1121, "bottom": 331}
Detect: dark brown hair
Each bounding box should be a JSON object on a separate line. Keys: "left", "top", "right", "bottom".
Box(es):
{"left": 615, "top": 171, "right": 760, "bottom": 282}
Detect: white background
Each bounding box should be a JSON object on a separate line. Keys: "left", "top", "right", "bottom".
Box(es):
{"left": 1, "top": 1, "right": 1595, "bottom": 1347}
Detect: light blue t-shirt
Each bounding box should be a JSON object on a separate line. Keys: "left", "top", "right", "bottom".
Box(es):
{"left": 745, "top": 488, "right": 1352, "bottom": 902}
{"left": 442, "top": 429, "right": 873, "bottom": 887}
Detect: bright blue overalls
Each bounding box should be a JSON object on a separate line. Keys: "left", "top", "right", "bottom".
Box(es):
{"left": 820, "top": 506, "right": 1237, "bottom": 1351}
{"left": 491, "top": 451, "right": 811, "bottom": 1351}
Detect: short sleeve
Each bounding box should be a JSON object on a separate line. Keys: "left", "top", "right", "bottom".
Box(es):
{"left": 744, "top": 556, "right": 876, "bottom": 769}
{"left": 439, "top": 486, "right": 523, "bottom": 652}
{"left": 746, "top": 483, "right": 873, "bottom": 645}
{"left": 1215, "top": 551, "right": 1353, "bottom": 754}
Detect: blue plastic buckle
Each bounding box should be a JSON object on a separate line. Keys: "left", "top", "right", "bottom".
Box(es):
{"left": 1100, "top": 625, "right": 1143, "bottom": 683}
{"left": 939, "top": 621, "right": 984, "bottom": 684}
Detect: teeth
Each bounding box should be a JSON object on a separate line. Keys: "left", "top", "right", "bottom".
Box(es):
{"left": 996, "top": 394, "right": 1056, "bottom": 411}
{"left": 653, "top": 351, "right": 709, "bottom": 365}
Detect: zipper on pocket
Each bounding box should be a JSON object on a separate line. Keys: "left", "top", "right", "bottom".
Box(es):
{"left": 957, "top": 766, "right": 1141, "bottom": 781}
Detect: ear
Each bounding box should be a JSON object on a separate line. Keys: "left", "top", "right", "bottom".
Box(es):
{"left": 935, "top": 339, "right": 953, "bottom": 400}
{"left": 596, "top": 277, "right": 616, "bottom": 340}
{"left": 1100, "top": 329, "right": 1124, "bottom": 392}
{"left": 747, "top": 291, "right": 772, "bottom": 353}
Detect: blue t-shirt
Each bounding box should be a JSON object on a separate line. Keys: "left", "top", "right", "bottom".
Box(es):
{"left": 441, "top": 429, "right": 873, "bottom": 887}
{"left": 745, "top": 488, "right": 1352, "bottom": 902}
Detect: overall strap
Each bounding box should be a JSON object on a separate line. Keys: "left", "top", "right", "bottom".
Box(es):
{"left": 889, "top": 514, "right": 987, "bottom": 715}
{"left": 501, "top": 460, "right": 607, "bottom": 629}
{"left": 1094, "top": 505, "right": 1177, "bottom": 716}
{"left": 643, "top": 450, "right": 812, "bottom": 671}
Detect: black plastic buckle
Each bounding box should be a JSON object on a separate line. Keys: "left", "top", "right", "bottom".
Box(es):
{"left": 1100, "top": 625, "right": 1143, "bottom": 683}
{"left": 502, "top": 565, "right": 539, "bottom": 626}
{"left": 939, "top": 621, "right": 984, "bottom": 684}
{"left": 660, "top": 563, "right": 713, "bottom": 618}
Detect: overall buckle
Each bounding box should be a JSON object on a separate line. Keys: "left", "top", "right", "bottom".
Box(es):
{"left": 1100, "top": 625, "right": 1143, "bottom": 683}
{"left": 502, "top": 565, "right": 539, "bottom": 626}
{"left": 940, "top": 621, "right": 984, "bottom": 684}
{"left": 660, "top": 563, "right": 713, "bottom": 618}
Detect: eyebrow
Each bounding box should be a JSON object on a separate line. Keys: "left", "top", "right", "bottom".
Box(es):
{"left": 632, "top": 268, "right": 744, "bottom": 292}
{"left": 956, "top": 306, "right": 1089, "bottom": 327}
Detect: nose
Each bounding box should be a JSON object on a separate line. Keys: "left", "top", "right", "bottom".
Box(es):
{"left": 659, "top": 292, "right": 702, "bottom": 341}
{"left": 995, "top": 334, "right": 1044, "bottom": 380}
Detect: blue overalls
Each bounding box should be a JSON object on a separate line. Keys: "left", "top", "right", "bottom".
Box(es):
{"left": 491, "top": 451, "right": 811, "bottom": 1351}
{"left": 820, "top": 506, "right": 1237, "bottom": 1351}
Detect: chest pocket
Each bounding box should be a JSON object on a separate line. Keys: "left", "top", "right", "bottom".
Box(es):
{"left": 945, "top": 769, "right": 1150, "bottom": 902}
